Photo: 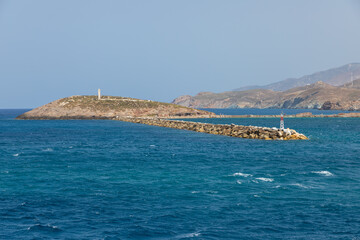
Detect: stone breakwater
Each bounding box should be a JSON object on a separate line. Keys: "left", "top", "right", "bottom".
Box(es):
{"left": 116, "top": 117, "right": 308, "bottom": 140}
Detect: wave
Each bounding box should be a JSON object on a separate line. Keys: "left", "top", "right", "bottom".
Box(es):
{"left": 27, "top": 224, "right": 62, "bottom": 232}
{"left": 256, "top": 177, "right": 274, "bottom": 182}
{"left": 12, "top": 153, "right": 19, "bottom": 157}
{"left": 290, "top": 183, "right": 309, "bottom": 189}
{"left": 174, "top": 232, "right": 201, "bottom": 239}
{"left": 236, "top": 180, "right": 242, "bottom": 184}
{"left": 42, "top": 148, "right": 54, "bottom": 152}
{"left": 312, "top": 171, "right": 333, "bottom": 176}
{"left": 232, "top": 172, "right": 252, "bottom": 177}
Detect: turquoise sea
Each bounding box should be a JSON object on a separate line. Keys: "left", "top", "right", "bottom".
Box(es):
{"left": 1, "top": 109, "right": 359, "bottom": 239}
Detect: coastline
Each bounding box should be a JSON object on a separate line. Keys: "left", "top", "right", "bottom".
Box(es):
{"left": 166, "top": 112, "right": 360, "bottom": 119}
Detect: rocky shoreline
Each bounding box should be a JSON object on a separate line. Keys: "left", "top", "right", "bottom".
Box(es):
{"left": 168, "top": 112, "right": 360, "bottom": 119}
{"left": 116, "top": 117, "right": 308, "bottom": 140}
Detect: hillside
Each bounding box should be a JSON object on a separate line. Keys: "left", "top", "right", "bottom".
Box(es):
{"left": 172, "top": 82, "right": 360, "bottom": 111}
{"left": 341, "top": 79, "right": 360, "bottom": 89}
{"left": 234, "top": 63, "right": 360, "bottom": 91}
{"left": 17, "top": 95, "right": 214, "bottom": 120}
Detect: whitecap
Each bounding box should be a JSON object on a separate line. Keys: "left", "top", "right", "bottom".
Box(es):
{"left": 290, "top": 183, "right": 309, "bottom": 189}
{"left": 256, "top": 177, "right": 274, "bottom": 182}
{"left": 13, "top": 153, "right": 19, "bottom": 157}
{"left": 175, "top": 232, "right": 201, "bottom": 238}
{"left": 27, "top": 224, "right": 61, "bottom": 232}
{"left": 42, "top": 148, "right": 53, "bottom": 152}
{"left": 206, "top": 190, "right": 218, "bottom": 194}
{"left": 232, "top": 172, "right": 252, "bottom": 177}
{"left": 236, "top": 180, "right": 242, "bottom": 184}
{"left": 149, "top": 145, "right": 156, "bottom": 148}
{"left": 312, "top": 171, "right": 333, "bottom": 177}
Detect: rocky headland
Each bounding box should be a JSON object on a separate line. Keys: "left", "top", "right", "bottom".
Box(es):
{"left": 16, "top": 95, "right": 214, "bottom": 120}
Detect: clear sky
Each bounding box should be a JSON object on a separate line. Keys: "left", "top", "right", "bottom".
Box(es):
{"left": 1, "top": 0, "right": 360, "bottom": 108}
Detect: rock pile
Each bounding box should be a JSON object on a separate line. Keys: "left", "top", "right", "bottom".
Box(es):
{"left": 116, "top": 117, "right": 308, "bottom": 140}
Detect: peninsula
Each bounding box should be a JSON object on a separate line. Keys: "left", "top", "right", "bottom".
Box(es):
{"left": 16, "top": 95, "right": 214, "bottom": 119}
{"left": 16, "top": 95, "right": 308, "bottom": 140}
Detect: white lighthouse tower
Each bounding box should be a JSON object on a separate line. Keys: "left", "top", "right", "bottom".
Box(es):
{"left": 98, "top": 89, "right": 101, "bottom": 100}
{"left": 280, "top": 113, "right": 285, "bottom": 130}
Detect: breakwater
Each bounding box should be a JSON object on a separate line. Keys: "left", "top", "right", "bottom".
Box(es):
{"left": 116, "top": 117, "right": 308, "bottom": 140}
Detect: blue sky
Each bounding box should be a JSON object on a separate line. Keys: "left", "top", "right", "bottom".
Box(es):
{"left": 1, "top": 0, "right": 360, "bottom": 108}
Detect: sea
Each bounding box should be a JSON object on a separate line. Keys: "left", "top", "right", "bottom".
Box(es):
{"left": 0, "top": 109, "right": 359, "bottom": 239}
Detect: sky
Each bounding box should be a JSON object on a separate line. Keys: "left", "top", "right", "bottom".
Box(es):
{"left": 1, "top": 0, "right": 360, "bottom": 108}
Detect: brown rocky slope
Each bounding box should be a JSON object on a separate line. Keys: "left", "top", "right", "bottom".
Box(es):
{"left": 172, "top": 81, "right": 360, "bottom": 111}
{"left": 17, "top": 95, "right": 214, "bottom": 120}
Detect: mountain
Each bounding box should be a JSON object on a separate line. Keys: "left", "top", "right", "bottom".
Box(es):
{"left": 172, "top": 81, "right": 360, "bottom": 111}
{"left": 17, "top": 95, "right": 214, "bottom": 120}
{"left": 233, "top": 63, "right": 360, "bottom": 91}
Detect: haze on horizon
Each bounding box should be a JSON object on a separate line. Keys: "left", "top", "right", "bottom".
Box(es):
{"left": 1, "top": 0, "right": 360, "bottom": 108}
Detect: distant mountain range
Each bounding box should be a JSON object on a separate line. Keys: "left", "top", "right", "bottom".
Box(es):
{"left": 233, "top": 63, "right": 360, "bottom": 91}
{"left": 172, "top": 63, "right": 360, "bottom": 111}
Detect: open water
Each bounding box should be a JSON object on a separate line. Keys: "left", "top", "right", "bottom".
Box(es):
{"left": 0, "top": 109, "right": 359, "bottom": 239}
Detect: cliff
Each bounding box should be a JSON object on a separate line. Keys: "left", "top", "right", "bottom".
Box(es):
{"left": 17, "top": 95, "right": 214, "bottom": 120}
{"left": 172, "top": 81, "right": 360, "bottom": 111}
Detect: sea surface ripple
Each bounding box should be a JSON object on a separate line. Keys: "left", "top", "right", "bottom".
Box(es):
{"left": 0, "top": 109, "right": 359, "bottom": 239}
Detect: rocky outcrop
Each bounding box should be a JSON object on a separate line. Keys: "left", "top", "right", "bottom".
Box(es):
{"left": 16, "top": 95, "right": 215, "bottom": 120}
{"left": 172, "top": 81, "right": 360, "bottom": 111}
{"left": 116, "top": 117, "right": 308, "bottom": 140}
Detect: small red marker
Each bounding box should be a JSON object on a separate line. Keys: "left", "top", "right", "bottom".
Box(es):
{"left": 280, "top": 113, "right": 284, "bottom": 130}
